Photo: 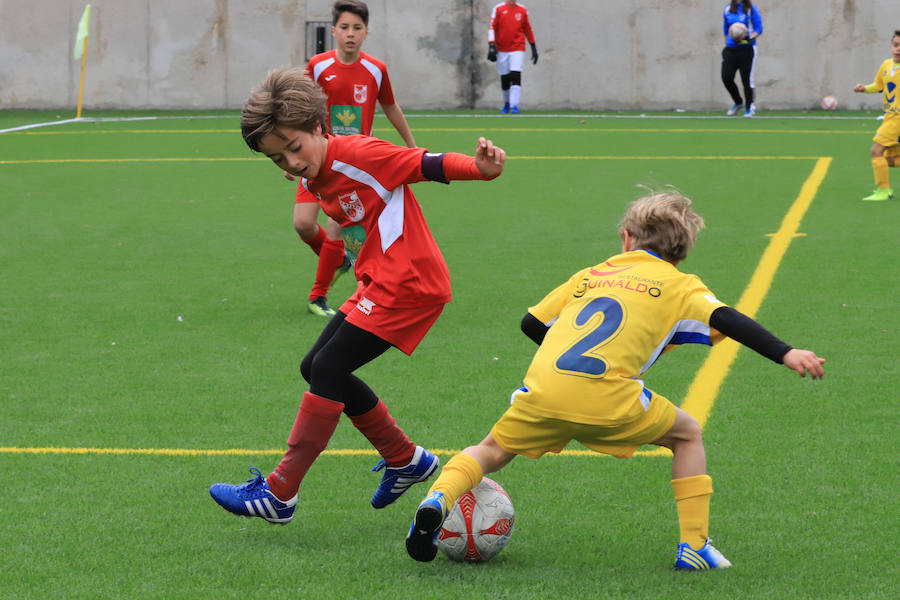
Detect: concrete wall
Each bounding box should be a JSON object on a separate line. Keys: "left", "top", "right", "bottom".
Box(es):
{"left": 0, "top": 0, "right": 893, "bottom": 111}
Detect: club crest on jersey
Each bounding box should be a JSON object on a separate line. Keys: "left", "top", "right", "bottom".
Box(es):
{"left": 354, "top": 84, "right": 367, "bottom": 103}
{"left": 515, "top": 13, "right": 521, "bottom": 20}
{"left": 339, "top": 190, "right": 365, "bottom": 222}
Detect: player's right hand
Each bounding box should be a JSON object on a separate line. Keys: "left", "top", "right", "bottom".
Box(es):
{"left": 487, "top": 42, "right": 497, "bottom": 62}
{"left": 782, "top": 349, "right": 826, "bottom": 379}
{"left": 474, "top": 136, "right": 505, "bottom": 180}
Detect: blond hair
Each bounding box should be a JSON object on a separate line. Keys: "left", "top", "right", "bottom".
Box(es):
{"left": 240, "top": 67, "right": 328, "bottom": 152}
{"left": 619, "top": 190, "right": 705, "bottom": 263}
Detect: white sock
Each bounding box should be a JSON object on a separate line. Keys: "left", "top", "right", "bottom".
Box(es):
{"left": 502, "top": 89, "right": 510, "bottom": 105}
{"left": 510, "top": 85, "right": 522, "bottom": 108}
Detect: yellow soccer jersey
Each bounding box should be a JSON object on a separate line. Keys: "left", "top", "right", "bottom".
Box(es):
{"left": 519, "top": 250, "right": 727, "bottom": 426}
{"left": 873, "top": 59, "right": 900, "bottom": 114}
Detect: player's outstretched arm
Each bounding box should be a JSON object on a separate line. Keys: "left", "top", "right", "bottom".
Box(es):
{"left": 782, "top": 349, "right": 826, "bottom": 379}
{"left": 474, "top": 137, "right": 506, "bottom": 180}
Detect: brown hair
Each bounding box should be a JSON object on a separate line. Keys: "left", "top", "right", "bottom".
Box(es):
{"left": 240, "top": 67, "right": 328, "bottom": 152}
{"left": 728, "top": 0, "right": 752, "bottom": 14}
{"left": 333, "top": 0, "right": 368, "bottom": 26}
{"left": 619, "top": 189, "right": 705, "bottom": 264}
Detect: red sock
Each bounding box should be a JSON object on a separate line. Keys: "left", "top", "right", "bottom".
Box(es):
{"left": 302, "top": 225, "right": 327, "bottom": 255}
{"left": 309, "top": 238, "right": 345, "bottom": 300}
{"left": 348, "top": 400, "right": 415, "bottom": 467}
{"left": 267, "top": 392, "right": 344, "bottom": 500}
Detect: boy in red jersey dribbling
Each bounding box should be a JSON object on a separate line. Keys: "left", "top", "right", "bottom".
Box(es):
{"left": 210, "top": 67, "right": 506, "bottom": 524}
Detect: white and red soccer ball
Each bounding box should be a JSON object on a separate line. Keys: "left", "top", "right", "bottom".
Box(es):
{"left": 822, "top": 95, "right": 838, "bottom": 110}
{"left": 728, "top": 22, "right": 748, "bottom": 42}
{"left": 436, "top": 477, "right": 515, "bottom": 562}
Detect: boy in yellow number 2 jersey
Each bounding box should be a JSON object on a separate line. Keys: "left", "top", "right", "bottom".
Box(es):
{"left": 854, "top": 29, "right": 900, "bottom": 202}
{"left": 405, "top": 190, "right": 825, "bottom": 570}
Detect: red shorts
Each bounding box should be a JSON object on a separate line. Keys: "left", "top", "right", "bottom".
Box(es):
{"left": 340, "top": 291, "right": 445, "bottom": 355}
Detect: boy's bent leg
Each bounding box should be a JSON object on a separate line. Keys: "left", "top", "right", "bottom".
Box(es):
{"left": 208, "top": 394, "right": 343, "bottom": 525}
{"left": 357, "top": 401, "right": 437, "bottom": 509}
{"left": 268, "top": 392, "right": 344, "bottom": 501}
{"left": 654, "top": 409, "right": 729, "bottom": 568}
{"left": 407, "top": 436, "right": 514, "bottom": 562}
{"left": 308, "top": 238, "right": 344, "bottom": 306}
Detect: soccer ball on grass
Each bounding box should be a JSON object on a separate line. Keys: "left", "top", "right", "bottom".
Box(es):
{"left": 436, "top": 477, "right": 515, "bottom": 562}
{"left": 822, "top": 96, "right": 838, "bottom": 110}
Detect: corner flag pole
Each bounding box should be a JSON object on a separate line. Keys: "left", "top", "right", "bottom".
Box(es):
{"left": 74, "top": 4, "right": 91, "bottom": 119}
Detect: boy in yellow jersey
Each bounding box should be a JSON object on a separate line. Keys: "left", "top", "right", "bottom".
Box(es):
{"left": 853, "top": 29, "right": 900, "bottom": 202}
{"left": 405, "top": 191, "right": 826, "bottom": 569}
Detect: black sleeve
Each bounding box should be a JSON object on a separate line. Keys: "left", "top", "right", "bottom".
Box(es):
{"left": 420, "top": 152, "right": 449, "bottom": 184}
{"left": 521, "top": 312, "right": 550, "bottom": 345}
{"left": 709, "top": 306, "right": 792, "bottom": 364}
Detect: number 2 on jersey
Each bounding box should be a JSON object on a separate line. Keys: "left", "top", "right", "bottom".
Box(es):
{"left": 554, "top": 296, "right": 625, "bottom": 378}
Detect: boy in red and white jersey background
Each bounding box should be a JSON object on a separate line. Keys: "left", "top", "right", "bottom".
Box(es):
{"left": 294, "top": 0, "right": 417, "bottom": 317}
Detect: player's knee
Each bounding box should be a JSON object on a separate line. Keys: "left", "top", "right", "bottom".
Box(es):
{"left": 295, "top": 219, "right": 318, "bottom": 239}
{"left": 325, "top": 219, "right": 343, "bottom": 240}
{"left": 509, "top": 71, "right": 522, "bottom": 86}
{"left": 299, "top": 352, "right": 314, "bottom": 383}
{"left": 681, "top": 415, "right": 702, "bottom": 443}
{"left": 500, "top": 73, "right": 512, "bottom": 90}
{"left": 870, "top": 144, "right": 884, "bottom": 158}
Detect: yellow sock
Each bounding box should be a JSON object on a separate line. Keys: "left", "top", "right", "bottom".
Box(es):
{"left": 872, "top": 157, "right": 890, "bottom": 188}
{"left": 428, "top": 453, "right": 483, "bottom": 508}
{"left": 672, "top": 474, "right": 713, "bottom": 550}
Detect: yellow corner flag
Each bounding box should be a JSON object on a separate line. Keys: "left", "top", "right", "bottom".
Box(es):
{"left": 74, "top": 4, "right": 92, "bottom": 118}
{"left": 74, "top": 4, "right": 91, "bottom": 60}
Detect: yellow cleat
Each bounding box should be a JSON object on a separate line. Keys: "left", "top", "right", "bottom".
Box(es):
{"left": 862, "top": 188, "right": 893, "bottom": 202}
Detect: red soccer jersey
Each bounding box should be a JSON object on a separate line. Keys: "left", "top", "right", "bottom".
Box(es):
{"left": 305, "top": 50, "right": 396, "bottom": 137}
{"left": 488, "top": 2, "right": 535, "bottom": 53}
{"left": 295, "top": 135, "right": 451, "bottom": 309}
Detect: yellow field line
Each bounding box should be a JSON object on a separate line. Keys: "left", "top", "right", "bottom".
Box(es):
{"left": 680, "top": 157, "right": 831, "bottom": 428}
{"left": 5, "top": 127, "right": 867, "bottom": 135}
{"left": 0, "top": 155, "right": 824, "bottom": 165}
{"left": 0, "top": 158, "right": 829, "bottom": 459}
{"left": 0, "top": 445, "right": 672, "bottom": 458}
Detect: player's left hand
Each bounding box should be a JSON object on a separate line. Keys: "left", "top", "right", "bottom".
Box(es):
{"left": 283, "top": 170, "right": 296, "bottom": 181}
{"left": 782, "top": 348, "right": 826, "bottom": 379}
{"left": 474, "top": 137, "right": 506, "bottom": 180}
{"left": 530, "top": 42, "right": 539, "bottom": 65}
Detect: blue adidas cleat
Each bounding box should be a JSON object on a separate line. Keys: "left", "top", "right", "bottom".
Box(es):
{"left": 511, "top": 106, "right": 520, "bottom": 114}
{"left": 500, "top": 103, "right": 510, "bottom": 114}
{"left": 370, "top": 446, "right": 439, "bottom": 509}
{"left": 209, "top": 467, "right": 297, "bottom": 525}
{"left": 674, "top": 538, "right": 732, "bottom": 570}
{"left": 406, "top": 491, "right": 449, "bottom": 562}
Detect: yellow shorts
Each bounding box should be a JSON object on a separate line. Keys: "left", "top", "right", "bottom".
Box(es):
{"left": 489, "top": 393, "right": 677, "bottom": 459}
{"left": 873, "top": 112, "right": 900, "bottom": 147}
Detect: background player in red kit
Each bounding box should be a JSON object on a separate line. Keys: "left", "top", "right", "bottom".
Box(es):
{"left": 209, "top": 67, "right": 506, "bottom": 524}
{"left": 487, "top": 1, "right": 538, "bottom": 114}
{"left": 295, "top": 0, "right": 417, "bottom": 317}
